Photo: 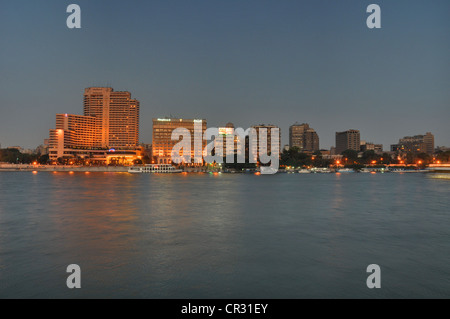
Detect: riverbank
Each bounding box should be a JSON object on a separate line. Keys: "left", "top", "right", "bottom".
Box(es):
{"left": 0, "top": 164, "right": 213, "bottom": 173}
{"left": 0, "top": 164, "right": 129, "bottom": 172}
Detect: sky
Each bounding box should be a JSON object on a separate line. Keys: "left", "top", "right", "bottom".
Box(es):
{"left": 0, "top": 0, "right": 449, "bottom": 150}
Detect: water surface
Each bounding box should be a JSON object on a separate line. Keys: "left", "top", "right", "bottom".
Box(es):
{"left": 0, "top": 172, "right": 449, "bottom": 298}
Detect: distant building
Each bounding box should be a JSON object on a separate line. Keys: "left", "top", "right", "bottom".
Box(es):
{"left": 436, "top": 146, "right": 450, "bottom": 153}
{"left": 8, "top": 146, "right": 24, "bottom": 153}
{"left": 330, "top": 146, "right": 336, "bottom": 156}
{"left": 423, "top": 132, "right": 435, "bottom": 154}
{"left": 335, "top": 129, "right": 360, "bottom": 154}
{"left": 374, "top": 144, "right": 383, "bottom": 154}
{"left": 250, "top": 124, "right": 281, "bottom": 163}
{"left": 36, "top": 143, "right": 49, "bottom": 156}
{"left": 360, "top": 141, "right": 383, "bottom": 154}
{"left": 391, "top": 132, "right": 434, "bottom": 155}
{"left": 152, "top": 117, "right": 207, "bottom": 164}
{"left": 289, "top": 123, "right": 319, "bottom": 152}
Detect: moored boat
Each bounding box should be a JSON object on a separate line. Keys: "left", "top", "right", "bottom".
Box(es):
{"left": 128, "top": 164, "right": 183, "bottom": 173}
{"left": 336, "top": 168, "right": 355, "bottom": 173}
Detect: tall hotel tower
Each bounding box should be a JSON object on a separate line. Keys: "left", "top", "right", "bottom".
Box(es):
{"left": 84, "top": 87, "right": 140, "bottom": 149}
{"left": 49, "top": 87, "right": 140, "bottom": 161}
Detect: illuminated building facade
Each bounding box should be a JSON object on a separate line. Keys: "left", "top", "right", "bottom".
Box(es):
{"left": 84, "top": 87, "right": 139, "bottom": 149}
{"left": 48, "top": 88, "right": 141, "bottom": 164}
{"left": 49, "top": 114, "right": 99, "bottom": 159}
{"left": 152, "top": 118, "right": 207, "bottom": 164}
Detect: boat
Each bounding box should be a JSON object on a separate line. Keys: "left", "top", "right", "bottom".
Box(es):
{"left": 360, "top": 167, "right": 389, "bottom": 173}
{"left": 310, "top": 167, "right": 331, "bottom": 173}
{"left": 336, "top": 168, "right": 355, "bottom": 173}
{"left": 128, "top": 164, "right": 183, "bottom": 173}
{"left": 297, "top": 169, "right": 311, "bottom": 174}
{"left": 390, "top": 168, "right": 427, "bottom": 173}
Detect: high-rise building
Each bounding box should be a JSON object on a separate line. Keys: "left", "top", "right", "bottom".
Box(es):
{"left": 289, "top": 123, "right": 319, "bottom": 152}
{"left": 152, "top": 118, "right": 207, "bottom": 164}
{"left": 391, "top": 132, "right": 434, "bottom": 155}
{"left": 49, "top": 114, "right": 100, "bottom": 159}
{"left": 250, "top": 124, "right": 281, "bottom": 163}
{"left": 84, "top": 87, "right": 139, "bottom": 149}
{"left": 48, "top": 88, "right": 141, "bottom": 163}
{"left": 423, "top": 132, "right": 435, "bottom": 155}
{"left": 335, "top": 129, "right": 360, "bottom": 154}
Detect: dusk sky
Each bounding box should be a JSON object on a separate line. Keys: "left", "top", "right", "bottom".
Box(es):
{"left": 0, "top": 0, "right": 449, "bottom": 150}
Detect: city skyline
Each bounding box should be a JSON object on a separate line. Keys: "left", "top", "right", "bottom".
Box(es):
{"left": 1, "top": 0, "right": 449, "bottom": 150}
{"left": 0, "top": 85, "right": 446, "bottom": 154}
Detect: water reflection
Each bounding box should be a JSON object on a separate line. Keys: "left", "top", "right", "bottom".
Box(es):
{"left": 1, "top": 172, "right": 450, "bottom": 298}
{"left": 427, "top": 173, "right": 450, "bottom": 180}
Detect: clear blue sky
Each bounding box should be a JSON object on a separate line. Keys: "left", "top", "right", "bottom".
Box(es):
{"left": 0, "top": 0, "right": 449, "bottom": 150}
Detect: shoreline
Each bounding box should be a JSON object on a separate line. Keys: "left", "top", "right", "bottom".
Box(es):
{"left": 0, "top": 165, "right": 129, "bottom": 172}
{"left": 1, "top": 164, "right": 448, "bottom": 174}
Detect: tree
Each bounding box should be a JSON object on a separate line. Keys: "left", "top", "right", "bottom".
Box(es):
{"left": 362, "top": 150, "right": 378, "bottom": 164}
{"left": 381, "top": 153, "right": 392, "bottom": 165}
{"left": 436, "top": 151, "right": 450, "bottom": 163}
{"left": 416, "top": 152, "right": 431, "bottom": 164}
{"left": 341, "top": 149, "right": 359, "bottom": 162}
{"left": 0, "top": 148, "right": 38, "bottom": 164}
{"left": 38, "top": 154, "right": 49, "bottom": 164}
{"left": 142, "top": 155, "right": 151, "bottom": 164}
{"left": 280, "top": 147, "right": 311, "bottom": 167}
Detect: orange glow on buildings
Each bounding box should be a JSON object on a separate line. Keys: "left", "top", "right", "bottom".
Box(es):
{"left": 48, "top": 88, "right": 141, "bottom": 163}
{"left": 84, "top": 87, "right": 139, "bottom": 149}
{"left": 152, "top": 118, "right": 207, "bottom": 164}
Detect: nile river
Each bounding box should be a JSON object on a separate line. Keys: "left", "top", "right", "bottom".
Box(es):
{"left": 0, "top": 172, "right": 449, "bottom": 298}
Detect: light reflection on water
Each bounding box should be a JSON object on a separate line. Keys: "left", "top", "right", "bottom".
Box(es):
{"left": 0, "top": 172, "right": 449, "bottom": 298}
{"left": 427, "top": 173, "right": 450, "bottom": 180}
